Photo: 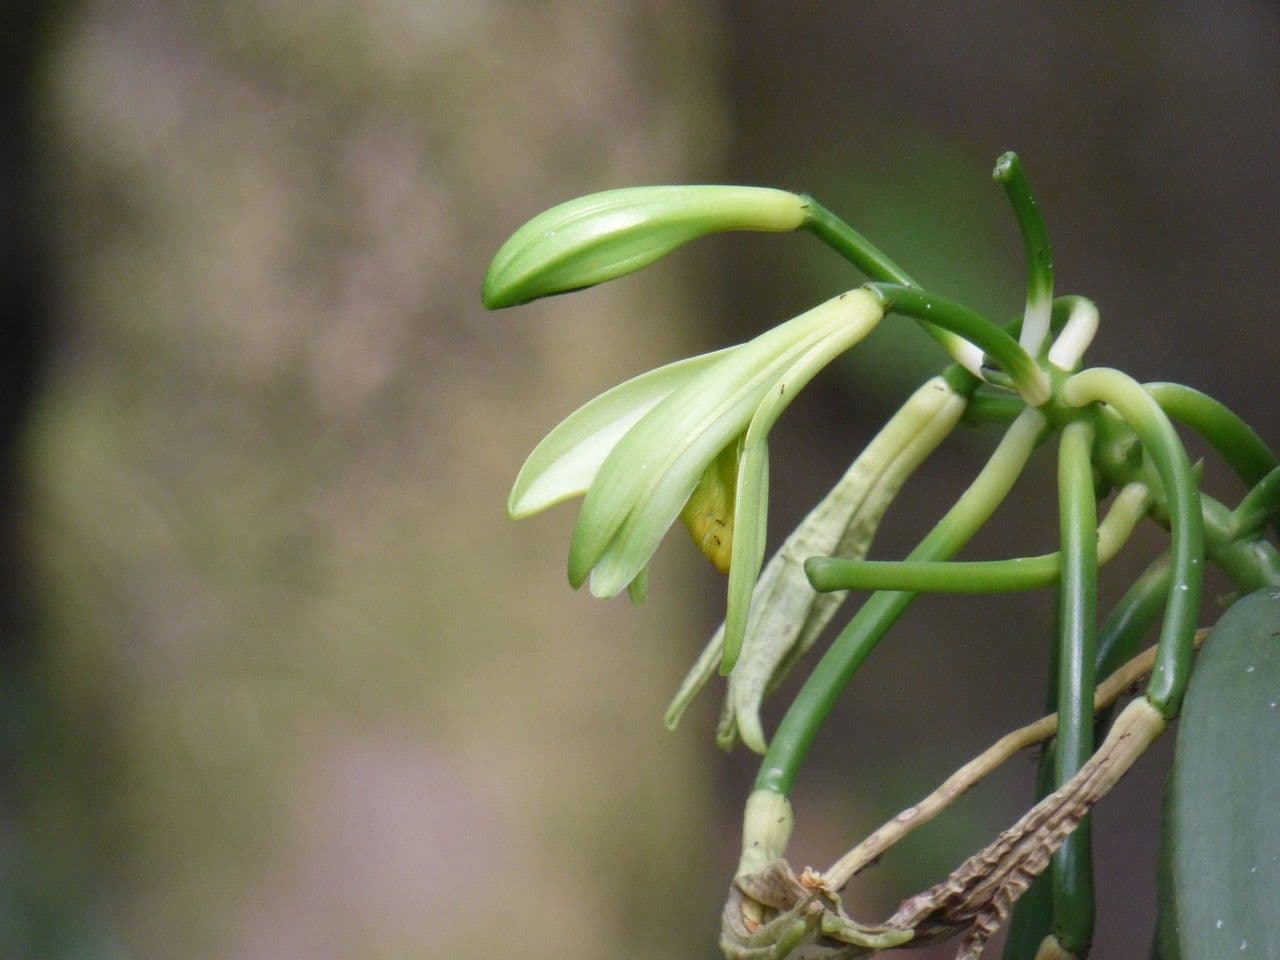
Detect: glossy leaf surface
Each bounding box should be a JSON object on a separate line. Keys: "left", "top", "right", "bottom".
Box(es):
{"left": 1157, "top": 588, "right": 1280, "bottom": 959}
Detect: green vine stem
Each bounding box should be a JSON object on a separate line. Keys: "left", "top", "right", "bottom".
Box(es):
{"left": 800, "top": 197, "right": 984, "bottom": 376}
{"left": 1090, "top": 413, "right": 1280, "bottom": 591}
{"left": 800, "top": 196, "right": 915, "bottom": 286}
{"left": 755, "top": 408, "right": 1047, "bottom": 797}
{"left": 962, "top": 390, "right": 1025, "bottom": 426}
{"left": 866, "top": 283, "right": 1052, "bottom": 405}
{"left": 1093, "top": 557, "right": 1171, "bottom": 679}
{"left": 1050, "top": 420, "right": 1098, "bottom": 955}
{"left": 1200, "top": 494, "right": 1280, "bottom": 589}
{"left": 805, "top": 482, "right": 1148, "bottom": 594}
{"left": 1144, "top": 381, "right": 1277, "bottom": 486}
{"left": 962, "top": 298, "right": 1097, "bottom": 430}
{"left": 1062, "top": 369, "right": 1204, "bottom": 719}
{"left": 1228, "top": 465, "right": 1280, "bottom": 538}
{"left": 993, "top": 152, "right": 1055, "bottom": 358}
{"left": 1003, "top": 555, "right": 1171, "bottom": 958}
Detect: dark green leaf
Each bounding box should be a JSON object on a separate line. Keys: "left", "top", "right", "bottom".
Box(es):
{"left": 1157, "top": 588, "right": 1280, "bottom": 959}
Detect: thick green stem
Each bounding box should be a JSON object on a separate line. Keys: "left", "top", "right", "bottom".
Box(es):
{"left": 1063, "top": 369, "right": 1204, "bottom": 719}
{"left": 993, "top": 152, "right": 1055, "bottom": 357}
{"left": 1003, "top": 556, "right": 1169, "bottom": 958}
{"left": 964, "top": 296, "right": 1093, "bottom": 426}
{"left": 800, "top": 197, "right": 984, "bottom": 374}
{"left": 1200, "top": 494, "right": 1280, "bottom": 589}
{"left": 1145, "top": 381, "right": 1277, "bottom": 486}
{"left": 1092, "top": 409, "right": 1279, "bottom": 590}
{"left": 800, "top": 197, "right": 915, "bottom": 286}
{"left": 1094, "top": 557, "right": 1171, "bottom": 679}
{"left": 1050, "top": 421, "right": 1097, "bottom": 955}
{"left": 867, "top": 283, "right": 1051, "bottom": 405}
{"left": 1229, "top": 465, "right": 1280, "bottom": 538}
{"left": 963, "top": 390, "right": 1026, "bottom": 426}
{"left": 805, "top": 483, "right": 1147, "bottom": 594}
{"left": 754, "top": 408, "right": 1047, "bottom": 796}
{"left": 807, "top": 553, "right": 1054, "bottom": 593}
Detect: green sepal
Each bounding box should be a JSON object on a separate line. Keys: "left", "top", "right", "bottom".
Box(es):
{"left": 719, "top": 301, "right": 885, "bottom": 673}
{"left": 570, "top": 302, "right": 839, "bottom": 595}
{"left": 509, "top": 348, "right": 732, "bottom": 518}
{"left": 482, "top": 186, "right": 807, "bottom": 308}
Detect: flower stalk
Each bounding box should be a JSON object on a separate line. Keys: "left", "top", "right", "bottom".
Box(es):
{"left": 993, "top": 151, "right": 1055, "bottom": 358}
{"left": 804, "top": 481, "right": 1149, "bottom": 594}
{"left": 1050, "top": 420, "right": 1099, "bottom": 955}
{"left": 866, "top": 283, "right": 1052, "bottom": 405}
{"left": 1062, "top": 369, "right": 1204, "bottom": 718}
{"left": 755, "top": 407, "right": 1047, "bottom": 797}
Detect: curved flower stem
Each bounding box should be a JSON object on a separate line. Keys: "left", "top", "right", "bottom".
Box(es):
{"left": 1144, "top": 381, "right": 1277, "bottom": 486}
{"left": 800, "top": 196, "right": 916, "bottom": 286}
{"left": 805, "top": 482, "right": 1149, "bottom": 594}
{"left": 1063, "top": 369, "right": 1204, "bottom": 719}
{"left": 1045, "top": 296, "right": 1098, "bottom": 372}
{"left": 993, "top": 152, "right": 1055, "bottom": 358}
{"left": 1228, "top": 464, "right": 1280, "bottom": 538}
{"left": 963, "top": 390, "right": 1026, "bottom": 426}
{"left": 1094, "top": 556, "right": 1171, "bottom": 679}
{"left": 962, "top": 300, "right": 1096, "bottom": 428}
{"left": 801, "top": 198, "right": 986, "bottom": 376}
{"left": 867, "top": 283, "right": 1051, "bottom": 405}
{"left": 1200, "top": 494, "right": 1280, "bottom": 589}
{"left": 754, "top": 408, "right": 1047, "bottom": 797}
{"left": 1050, "top": 420, "right": 1097, "bottom": 955}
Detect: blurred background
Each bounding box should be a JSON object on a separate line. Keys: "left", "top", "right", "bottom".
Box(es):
{"left": 2, "top": 2, "right": 1277, "bottom": 958}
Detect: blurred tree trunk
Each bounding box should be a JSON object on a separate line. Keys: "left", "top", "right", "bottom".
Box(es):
{"left": 29, "top": 3, "right": 726, "bottom": 958}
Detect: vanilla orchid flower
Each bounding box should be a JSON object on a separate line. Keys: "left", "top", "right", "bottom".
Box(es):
{"left": 509, "top": 289, "right": 886, "bottom": 670}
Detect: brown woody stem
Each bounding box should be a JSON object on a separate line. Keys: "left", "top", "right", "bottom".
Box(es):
{"left": 821, "top": 630, "right": 1205, "bottom": 892}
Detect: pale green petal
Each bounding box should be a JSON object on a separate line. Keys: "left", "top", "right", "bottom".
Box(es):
{"left": 586, "top": 390, "right": 763, "bottom": 597}
{"left": 731, "top": 376, "right": 966, "bottom": 751}
{"left": 720, "top": 437, "right": 770, "bottom": 678}
{"left": 567, "top": 298, "right": 846, "bottom": 589}
{"left": 719, "top": 296, "right": 883, "bottom": 675}
{"left": 508, "top": 348, "right": 731, "bottom": 517}
{"left": 740, "top": 293, "right": 883, "bottom": 453}
{"left": 482, "top": 186, "right": 807, "bottom": 309}
{"left": 664, "top": 376, "right": 932, "bottom": 736}
{"left": 664, "top": 629, "right": 727, "bottom": 730}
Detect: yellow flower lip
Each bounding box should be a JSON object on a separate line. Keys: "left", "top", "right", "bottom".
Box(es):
{"left": 482, "top": 185, "right": 808, "bottom": 309}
